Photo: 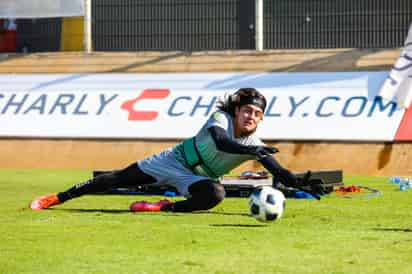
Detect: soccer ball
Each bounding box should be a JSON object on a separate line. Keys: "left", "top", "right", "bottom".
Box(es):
{"left": 249, "top": 186, "right": 286, "bottom": 222}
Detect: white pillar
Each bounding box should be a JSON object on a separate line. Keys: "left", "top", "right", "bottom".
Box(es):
{"left": 255, "top": 0, "right": 264, "bottom": 51}
{"left": 84, "top": 0, "right": 92, "bottom": 53}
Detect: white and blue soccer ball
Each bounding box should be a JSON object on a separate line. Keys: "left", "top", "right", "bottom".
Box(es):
{"left": 249, "top": 186, "right": 286, "bottom": 222}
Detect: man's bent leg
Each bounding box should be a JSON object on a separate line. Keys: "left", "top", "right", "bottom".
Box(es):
{"left": 161, "top": 180, "right": 225, "bottom": 212}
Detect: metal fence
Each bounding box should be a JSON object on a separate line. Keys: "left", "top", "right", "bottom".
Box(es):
{"left": 265, "top": 0, "right": 412, "bottom": 49}
{"left": 92, "top": 0, "right": 251, "bottom": 51}
{"left": 6, "top": 0, "right": 412, "bottom": 52}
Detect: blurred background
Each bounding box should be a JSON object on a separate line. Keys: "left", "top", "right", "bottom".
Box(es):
{"left": 1, "top": 0, "right": 411, "bottom": 53}
{"left": 1, "top": 0, "right": 412, "bottom": 175}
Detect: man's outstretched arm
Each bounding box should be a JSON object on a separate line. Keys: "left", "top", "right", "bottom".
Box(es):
{"left": 209, "top": 126, "right": 323, "bottom": 199}
{"left": 208, "top": 126, "right": 277, "bottom": 156}
{"left": 259, "top": 154, "right": 323, "bottom": 200}
{"left": 258, "top": 155, "right": 297, "bottom": 186}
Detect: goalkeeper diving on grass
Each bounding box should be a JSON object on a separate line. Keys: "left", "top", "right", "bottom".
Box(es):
{"left": 30, "top": 88, "right": 324, "bottom": 212}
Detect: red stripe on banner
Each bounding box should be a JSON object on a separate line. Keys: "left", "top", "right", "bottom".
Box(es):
{"left": 121, "top": 89, "right": 170, "bottom": 121}
{"left": 394, "top": 106, "right": 412, "bottom": 141}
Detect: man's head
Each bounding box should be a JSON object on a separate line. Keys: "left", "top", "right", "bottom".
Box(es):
{"left": 217, "top": 88, "right": 266, "bottom": 137}
{"left": 232, "top": 88, "right": 267, "bottom": 114}
{"left": 234, "top": 103, "right": 264, "bottom": 137}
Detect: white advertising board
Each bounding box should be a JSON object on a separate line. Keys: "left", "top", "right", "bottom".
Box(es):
{"left": 0, "top": 72, "right": 406, "bottom": 141}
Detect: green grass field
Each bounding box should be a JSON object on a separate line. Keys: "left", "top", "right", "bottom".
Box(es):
{"left": 1, "top": 169, "right": 412, "bottom": 274}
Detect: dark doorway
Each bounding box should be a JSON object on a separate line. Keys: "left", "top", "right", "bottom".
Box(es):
{"left": 238, "top": 0, "right": 256, "bottom": 49}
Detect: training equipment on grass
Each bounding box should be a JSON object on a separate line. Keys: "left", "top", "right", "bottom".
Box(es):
{"left": 92, "top": 169, "right": 343, "bottom": 198}
{"left": 334, "top": 185, "right": 382, "bottom": 198}
{"left": 248, "top": 186, "right": 285, "bottom": 222}
{"left": 223, "top": 169, "right": 343, "bottom": 198}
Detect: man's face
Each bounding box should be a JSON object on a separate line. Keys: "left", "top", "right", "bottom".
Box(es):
{"left": 234, "top": 104, "right": 264, "bottom": 137}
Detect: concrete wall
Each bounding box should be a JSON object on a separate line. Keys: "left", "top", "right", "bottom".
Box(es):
{"left": 0, "top": 49, "right": 409, "bottom": 176}
{"left": 0, "top": 48, "right": 401, "bottom": 73}
{"left": 1, "top": 139, "right": 411, "bottom": 176}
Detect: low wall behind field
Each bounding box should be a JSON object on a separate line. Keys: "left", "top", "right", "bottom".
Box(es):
{"left": 1, "top": 48, "right": 410, "bottom": 176}
{"left": 0, "top": 48, "right": 401, "bottom": 73}
{"left": 0, "top": 139, "right": 411, "bottom": 176}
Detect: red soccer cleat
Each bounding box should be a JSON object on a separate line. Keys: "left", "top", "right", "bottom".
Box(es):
{"left": 30, "top": 194, "right": 61, "bottom": 210}
{"left": 129, "top": 199, "right": 172, "bottom": 212}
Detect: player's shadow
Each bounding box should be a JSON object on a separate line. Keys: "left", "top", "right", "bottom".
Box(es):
{"left": 48, "top": 208, "right": 249, "bottom": 217}
{"left": 372, "top": 227, "right": 412, "bottom": 233}
{"left": 209, "top": 224, "right": 267, "bottom": 228}
{"left": 48, "top": 208, "right": 259, "bottom": 224}
{"left": 190, "top": 211, "right": 250, "bottom": 217}
{"left": 49, "top": 208, "right": 131, "bottom": 214}
{"left": 191, "top": 211, "right": 268, "bottom": 227}
{"left": 48, "top": 208, "right": 267, "bottom": 226}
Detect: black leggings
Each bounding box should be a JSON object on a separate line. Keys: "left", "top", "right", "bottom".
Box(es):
{"left": 165, "top": 180, "right": 225, "bottom": 212}
{"left": 57, "top": 163, "right": 225, "bottom": 212}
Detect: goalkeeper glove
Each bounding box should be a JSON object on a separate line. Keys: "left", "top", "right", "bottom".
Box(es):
{"left": 248, "top": 145, "right": 279, "bottom": 159}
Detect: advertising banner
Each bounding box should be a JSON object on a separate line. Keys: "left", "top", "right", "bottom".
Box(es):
{"left": 0, "top": 72, "right": 408, "bottom": 141}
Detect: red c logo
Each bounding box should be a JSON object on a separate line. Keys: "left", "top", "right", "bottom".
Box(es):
{"left": 121, "top": 89, "right": 170, "bottom": 121}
